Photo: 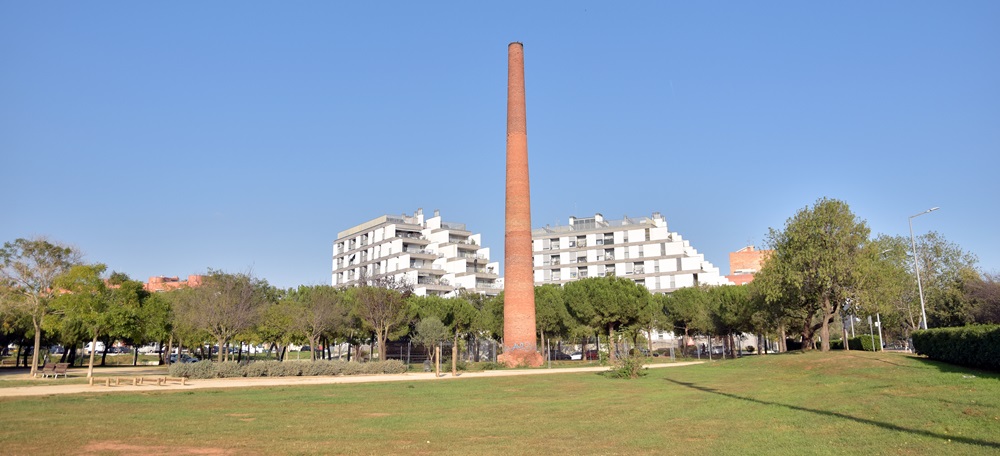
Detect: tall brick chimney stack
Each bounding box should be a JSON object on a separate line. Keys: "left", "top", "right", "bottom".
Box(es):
{"left": 500, "top": 42, "right": 542, "bottom": 367}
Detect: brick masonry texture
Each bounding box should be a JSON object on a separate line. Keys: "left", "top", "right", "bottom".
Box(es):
{"left": 501, "top": 42, "right": 542, "bottom": 367}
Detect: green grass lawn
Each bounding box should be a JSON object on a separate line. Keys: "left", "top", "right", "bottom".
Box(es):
{"left": 1, "top": 351, "right": 997, "bottom": 455}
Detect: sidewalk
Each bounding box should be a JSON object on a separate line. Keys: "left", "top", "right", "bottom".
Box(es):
{"left": 0, "top": 361, "right": 704, "bottom": 398}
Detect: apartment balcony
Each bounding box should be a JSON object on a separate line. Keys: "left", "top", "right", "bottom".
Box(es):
{"left": 401, "top": 237, "right": 430, "bottom": 246}
{"left": 404, "top": 249, "right": 440, "bottom": 260}
{"left": 416, "top": 281, "right": 454, "bottom": 293}
{"left": 411, "top": 264, "right": 446, "bottom": 275}
{"left": 474, "top": 283, "right": 503, "bottom": 294}
{"left": 458, "top": 269, "right": 498, "bottom": 279}
{"left": 455, "top": 241, "right": 479, "bottom": 250}
{"left": 635, "top": 266, "right": 646, "bottom": 275}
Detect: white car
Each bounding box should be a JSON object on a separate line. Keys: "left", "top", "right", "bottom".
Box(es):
{"left": 138, "top": 345, "right": 161, "bottom": 354}
{"left": 570, "top": 352, "right": 583, "bottom": 360}
{"left": 84, "top": 341, "right": 105, "bottom": 355}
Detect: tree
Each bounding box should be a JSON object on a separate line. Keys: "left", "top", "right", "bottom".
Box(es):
{"left": 0, "top": 238, "right": 81, "bottom": 375}
{"left": 255, "top": 297, "right": 297, "bottom": 361}
{"left": 967, "top": 272, "right": 1000, "bottom": 324}
{"left": 412, "top": 316, "right": 449, "bottom": 373}
{"left": 664, "top": 286, "right": 712, "bottom": 354}
{"left": 350, "top": 272, "right": 412, "bottom": 361}
{"left": 913, "top": 232, "right": 979, "bottom": 328}
{"left": 534, "top": 284, "right": 571, "bottom": 355}
{"left": 706, "top": 285, "right": 753, "bottom": 357}
{"left": 564, "top": 276, "right": 651, "bottom": 362}
{"left": 52, "top": 263, "right": 110, "bottom": 378}
{"left": 172, "top": 270, "right": 272, "bottom": 362}
{"left": 287, "top": 285, "right": 348, "bottom": 361}
{"left": 634, "top": 292, "right": 667, "bottom": 354}
{"left": 755, "top": 198, "right": 870, "bottom": 351}
{"left": 409, "top": 293, "right": 478, "bottom": 373}
{"left": 447, "top": 294, "right": 478, "bottom": 374}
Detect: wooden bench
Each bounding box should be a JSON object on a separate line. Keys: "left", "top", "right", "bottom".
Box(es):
{"left": 133, "top": 376, "right": 186, "bottom": 386}
{"left": 35, "top": 364, "right": 56, "bottom": 378}
{"left": 51, "top": 363, "right": 69, "bottom": 379}
{"left": 89, "top": 376, "right": 187, "bottom": 387}
{"left": 0, "top": 358, "right": 16, "bottom": 367}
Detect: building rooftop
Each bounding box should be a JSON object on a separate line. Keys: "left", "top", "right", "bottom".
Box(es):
{"left": 532, "top": 212, "right": 666, "bottom": 235}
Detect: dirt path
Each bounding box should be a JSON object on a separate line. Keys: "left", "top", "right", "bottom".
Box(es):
{"left": 0, "top": 361, "right": 704, "bottom": 398}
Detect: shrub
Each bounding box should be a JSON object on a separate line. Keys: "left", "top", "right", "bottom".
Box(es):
{"left": 605, "top": 356, "right": 648, "bottom": 379}
{"left": 215, "top": 362, "right": 244, "bottom": 378}
{"left": 847, "top": 336, "right": 881, "bottom": 351}
{"left": 243, "top": 361, "right": 273, "bottom": 377}
{"left": 167, "top": 358, "right": 412, "bottom": 379}
{"left": 912, "top": 325, "right": 1000, "bottom": 371}
{"left": 168, "top": 361, "right": 215, "bottom": 379}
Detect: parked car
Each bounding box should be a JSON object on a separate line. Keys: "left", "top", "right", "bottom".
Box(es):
{"left": 169, "top": 354, "right": 200, "bottom": 364}
{"left": 584, "top": 350, "right": 600, "bottom": 360}
{"left": 547, "top": 350, "right": 572, "bottom": 361}
{"left": 570, "top": 352, "right": 583, "bottom": 360}
{"left": 84, "top": 341, "right": 105, "bottom": 355}
{"left": 138, "top": 345, "right": 162, "bottom": 354}
{"left": 107, "top": 346, "right": 131, "bottom": 355}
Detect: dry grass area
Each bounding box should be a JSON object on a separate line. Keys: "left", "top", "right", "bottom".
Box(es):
{"left": 1, "top": 351, "right": 998, "bottom": 455}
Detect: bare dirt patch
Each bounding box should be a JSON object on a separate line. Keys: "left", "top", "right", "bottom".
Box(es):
{"left": 81, "top": 441, "right": 234, "bottom": 455}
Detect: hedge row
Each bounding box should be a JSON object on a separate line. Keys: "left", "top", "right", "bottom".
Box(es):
{"left": 168, "top": 359, "right": 408, "bottom": 379}
{"left": 830, "top": 336, "right": 881, "bottom": 351}
{"left": 911, "top": 325, "right": 1000, "bottom": 371}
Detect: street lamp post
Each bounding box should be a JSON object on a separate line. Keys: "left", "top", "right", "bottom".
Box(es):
{"left": 908, "top": 207, "right": 939, "bottom": 330}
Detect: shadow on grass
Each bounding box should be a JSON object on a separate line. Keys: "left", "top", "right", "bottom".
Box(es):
{"left": 908, "top": 357, "right": 1000, "bottom": 380}
{"left": 663, "top": 377, "right": 1000, "bottom": 450}
{"left": 843, "top": 353, "right": 931, "bottom": 370}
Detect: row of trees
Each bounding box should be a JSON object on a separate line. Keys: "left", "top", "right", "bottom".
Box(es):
{"left": 3, "top": 198, "right": 996, "bottom": 374}
{"left": 751, "top": 198, "right": 998, "bottom": 350}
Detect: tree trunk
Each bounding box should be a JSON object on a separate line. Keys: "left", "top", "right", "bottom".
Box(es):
{"left": 452, "top": 331, "right": 459, "bottom": 376}
{"left": 435, "top": 345, "right": 441, "bottom": 377}
{"left": 100, "top": 335, "right": 110, "bottom": 366}
{"left": 608, "top": 324, "right": 616, "bottom": 363}
{"left": 87, "top": 331, "right": 98, "bottom": 378}
{"left": 217, "top": 337, "right": 225, "bottom": 363}
{"left": 376, "top": 330, "right": 387, "bottom": 362}
{"left": 30, "top": 317, "right": 43, "bottom": 376}
{"left": 165, "top": 336, "right": 173, "bottom": 366}
{"left": 842, "top": 317, "right": 851, "bottom": 351}
{"left": 820, "top": 296, "right": 832, "bottom": 352}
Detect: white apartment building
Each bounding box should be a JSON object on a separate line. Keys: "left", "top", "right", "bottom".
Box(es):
{"left": 332, "top": 208, "right": 501, "bottom": 297}
{"left": 532, "top": 212, "right": 731, "bottom": 293}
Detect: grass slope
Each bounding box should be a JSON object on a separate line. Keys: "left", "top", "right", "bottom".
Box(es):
{"left": 1, "top": 351, "right": 997, "bottom": 455}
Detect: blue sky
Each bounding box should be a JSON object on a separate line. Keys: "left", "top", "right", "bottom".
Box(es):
{"left": 2, "top": 2, "right": 998, "bottom": 290}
